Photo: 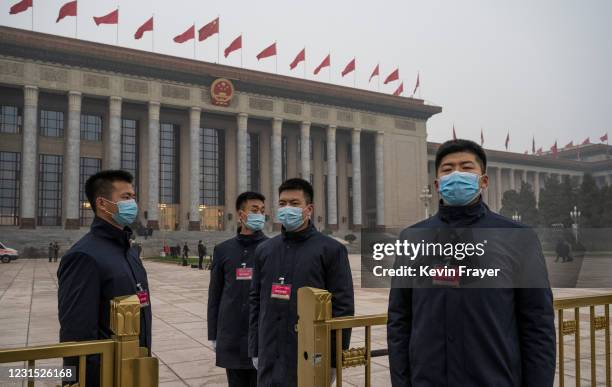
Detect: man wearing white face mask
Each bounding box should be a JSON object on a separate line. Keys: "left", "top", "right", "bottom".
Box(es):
{"left": 57, "top": 170, "right": 151, "bottom": 387}
{"left": 248, "top": 178, "right": 355, "bottom": 387}
{"left": 208, "top": 191, "right": 268, "bottom": 387}
{"left": 387, "top": 139, "right": 555, "bottom": 387}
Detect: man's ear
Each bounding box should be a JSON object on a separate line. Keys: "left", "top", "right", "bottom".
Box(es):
{"left": 433, "top": 179, "right": 440, "bottom": 192}
{"left": 480, "top": 174, "right": 489, "bottom": 190}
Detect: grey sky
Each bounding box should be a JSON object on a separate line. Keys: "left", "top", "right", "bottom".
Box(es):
{"left": 2, "top": 0, "right": 611, "bottom": 153}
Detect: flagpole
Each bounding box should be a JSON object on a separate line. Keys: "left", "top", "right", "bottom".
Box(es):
{"left": 116, "top": 5, "right": 120, "bottom": 45}
{"left": 193, "top": 22, "right": 196, "bottom": 60}
{"left": 217, "top": 15, "right": 220, "bottom": 64}
{"left": 275, "top": 41, "right": 278, "bottom": 74}
{"left": 31, "top": 0, "right": 34, "bottom": 31}
{"left": 74, "top": 2, "right": 78, "bottom": 38}
{"left": 303, "top": 46, "right": 306, "bottom": 79}
{"left": 241, "top": 33, "right": 244, "bottom": 68}
{"left": 353, "top": 59, "right": 356, "bottom": 88}
{"left": 378, "top": 63, "right": 380, "bottom": 92}
{"left": 152, "top": 13, "right": 155, "bottom": 52}
{"left": 328, "top": 51, "right": 331, "bottom": 83}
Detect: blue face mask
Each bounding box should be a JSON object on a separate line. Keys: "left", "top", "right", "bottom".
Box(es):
{"left": 277, "top": 206, "right": 304, "bottom": 231}
{"left": 105, "top": 198, "right": 138, "bottom": 227}
{"left": 439, "top": 171, "right": 482, "bottom": 206}
{"left": 244, "top": 213, "right": 265, "bottom": 231}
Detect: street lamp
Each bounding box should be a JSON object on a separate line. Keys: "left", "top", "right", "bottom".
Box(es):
{"left": 419, "top": 186, "right": 433, "bottom": 218}
{"left": 512, "top": 211, "right": 522, "bottom": 222}
{"left": 570, "top": 205, "right": 581, "bottom": 241}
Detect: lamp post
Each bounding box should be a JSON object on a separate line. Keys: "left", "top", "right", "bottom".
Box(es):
{"left": 512, "top": 210, "right": 522, "bottom": 222}
{"left": 419, "top": 186, "right": 433, "bottom": 219}
{"left": 570, "top": 205, "right": 581, "bottom": 241}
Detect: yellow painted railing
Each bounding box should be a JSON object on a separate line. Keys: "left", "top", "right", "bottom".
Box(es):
{"left": 0, "top": 294, "right": 158, "bottom": 387}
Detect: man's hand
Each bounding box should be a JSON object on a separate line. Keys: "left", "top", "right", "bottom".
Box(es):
{"left": 252, "top": 357, "right": 258, "bottom": 370}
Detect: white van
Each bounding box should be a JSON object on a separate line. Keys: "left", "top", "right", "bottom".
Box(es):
{"left": 0, "top": 242, "right": 19, "bottom": 263}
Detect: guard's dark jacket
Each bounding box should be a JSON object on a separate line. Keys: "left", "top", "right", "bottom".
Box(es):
{"left": 208, "top": 230, "right": 268, "bottom": 369}
{"left": 387, "top": 199, "right": 555, "bottom": 387}
{"left": 248, "top": 222, "right": 355, "bottom": 387}
{"left": 57, "top": 216, "right": 152, "bottom": 387}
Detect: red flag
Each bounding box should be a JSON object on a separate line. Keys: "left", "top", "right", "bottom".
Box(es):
{"left": 412, "top": 73, "right": 420, "bottom": 95}
{"left": 551, "top": 141, "right": 558, "bottom": 156}
{"left": 536, "top": 147, "right": 543, "bottom": 155}
{"left": 314, "top": 54, "right": 330, "bottom": 75}
{"left": 56, "top": 1, "right": 77, "bottom": 23}
{"left": 452, "top": 125, "right": 457, "bottom": 141}
{"left": 581, "top": 137, "right": 590, "bottom": 145}
{"left": 369, "top": 64, "right": 379, "bottom": 82}
{"left": 174, "top": 25, "right": 195, "bottom": 44}
{"left": 384, "top": 68, "right": 399, "bottom": 84}
{"left": 224, "top": 35, "right": 242, "bottom": 58}
{"left": 134, "top": 17, "right": 153, "bottom": 40}
{"left": 199, "top": 17, "right": 219, "bottom": 41}
{"left": 601, "top": 133, "right": 609, "bottom": 143}
{"left": 563, "top": 141, "right": 574, "bottom": 149}
{"left": 532, "top": 137, "right": 536, "bottom": 154}
{"left": 9, "top": 0, "right": 31, "bottom": 15}
{"left": 480, "top": 129, "right": 484, "bottom": 146}
{"left": 93, "top": 9, "right": 118, "bottom": 26}
{"left": 505, "top": 132, "right": 510, "bottom": 150}
{"left": 341, "top": 58, "right": 355, "bottom": 77}
{"left": 289, "top": 48, "right": 305, "bottom": 70}
{"left": 256, "top": 42, "right": 277, "bottom": 61}
{"left": 392, "top": 82, "right": 404, "bottom": 96}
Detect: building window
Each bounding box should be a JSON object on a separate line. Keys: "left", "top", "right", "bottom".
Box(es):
{"left": 38, "top": 154, "right": 63, "bottom": 226}
{"left": 200, "top": 128, "right": 225, "bottom": 206}
{"left": 80, "top": 114, "right": 102, "bottom": 141}
{"left": 159, "top": 123, "right": 179, "bottom": 204}
{"left": 347, "top": 142, "right": 352, "bottom": 163}
{"left": 282, "top": 136, "right": 288, "bottom": 182}
{"left": 121, "top": 119, "right": 139, "bottom": 191}
{"left": 0, "top": 151, "right": 20, "bottom": 225}
{"left": 40, "top": 110, "right": 64, "bottom": 137}
{"left": 79, "top": 157, "right": 101, "bottom": 226}
{"left": 0, "top": 105, "right": 22, "bottom": 134}
{"left": 247, "top": 133, "right": 260, "bottom": 191}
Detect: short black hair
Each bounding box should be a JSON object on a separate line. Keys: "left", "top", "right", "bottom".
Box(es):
{"left": 435, "top": 139, "right": 487, "bottom": 174}
{"left": 85, "top": 170, "right": 134, "bottom": 213}
{"left": 235, "top": 191, "right": 266, "bottom": 211}
{"left": 278, "top": 178, "right": 314, "bottom": 204}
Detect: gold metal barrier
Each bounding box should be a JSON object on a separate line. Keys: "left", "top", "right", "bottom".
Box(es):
{"left": 555, "top": 293, "right": 612, "bottom": 387}
{"left": 0, "top": 294, "right": 158, "bottom": 387}
{"left": 298, "top": 288, "right": 612, "bottom": 387}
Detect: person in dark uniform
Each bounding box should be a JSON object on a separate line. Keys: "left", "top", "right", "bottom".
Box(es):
{"left": 48, "top": 243, "right": 54, "bottom": 263}
{"left": 53, "top": 241, "right": 59, "bottom": 262}
{"left": 387, "top": 139, "right": 555, "bottom": 387}
{"left": 198, "top": 240, "right": 207, "bottom": 270}
{"left": 208, "top": 191, "right": 268, "bottom": 387}
{"left": 182, "top": 242, "right": 190, "bottom": 266}
{"left": 57, "top": 170, "right": 152, "bottom": 387}
{"left": 249, "top": 178, "right": 355, "bottom": 387}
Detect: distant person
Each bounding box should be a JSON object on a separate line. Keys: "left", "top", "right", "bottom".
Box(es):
{"left": 48, "top": 243, "right": 54, "bottom": 263}
{"left": 57, "top": 170, "right": 152, "bottom": 387}
{"left": 182, "top": 243, "right": 190, "bottom": 266}
{"left": 209, "top": 191, "right": 268, "bottom": 387}
{"left": 53, "top": 241, "right": 60, "bottom": 262}
{"left": 198, "top": 240, "right": 207, "bottom": 270}
{"left": 175, "top": 243, "right": 181, "bottom": 259}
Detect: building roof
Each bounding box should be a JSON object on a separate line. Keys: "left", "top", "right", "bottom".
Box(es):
{"left": 0, "top": 26, "right": 442, "bottom": 120}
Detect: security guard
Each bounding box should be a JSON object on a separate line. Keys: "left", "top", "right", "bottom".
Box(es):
{"left": 57, "top": 170, "right": 152, "bottom": 387}
{"left": 387, "top": 139, "right": 555, "bottom": 387}
{"left": 249, "top": 178, "right": 355, "bottom": 386}
{"left": 208, "top": 191, "right": 268, "bottom": 387}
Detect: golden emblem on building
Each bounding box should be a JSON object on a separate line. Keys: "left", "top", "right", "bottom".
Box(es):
{"left": 210, "top": 78, "right": 234, "bottom": 107}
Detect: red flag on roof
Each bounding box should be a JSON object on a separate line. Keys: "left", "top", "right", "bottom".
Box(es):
{"left": 384, "top": 68, "right": 399, "bottom": 84}
{"left": 256, "top": 42, "right": 277, "bottom": 61}
{"left": 341, "top": 58, "right": 355, "bottom": 77}
{"left": 290, "top": 48, "right": 305, "bottom": 70}
{"left": 224, "top": 35, "right": 242, "bottom": 58}
{"left": 314, "top": 54, "right": 330, "bottom": 75}
{"left": 369, "top": 64, "right": 379, "bottom": 82}
{"left": 581, "top": 137, "right": 590, "bottom": 145}
{"left": 56, "top": 1, "right": 77, "bottom": 23}
{"left": 551, "top": 141, "right": 558, "bottom": 157}
{"left": 601, "top": 133, "right": 609, "bottom": 143}
{"left": 393, "top": 82, "right": 404, "bottom": 96}
{"left": 9, "top": 0, "right": 31, "bottom": 15}
{"left": 412, "top": 73, "right": 420, "bottom": 95}
{"left": 93, "top": 9, "right": 118, "bottom": 26}
{"left": 505, "top": 132, "right": 510, "bottom": 150}
{"left": 480, "top": 129, "right": 484, "bottom": 146}
{"left": 532, "top": 137, "right": 536, "bottom": 154}
{"left": 199, "top": 17, "right": 219, "bottom": 41}
{"left": 536, "top": 147, "right": 543, "bottom": 155}
{"left": 174, "top": 25, "right": 195, "bottom": 43}
{"left": 134, "top": 17, "right": 153, "bottom": 40}
{"left": 563, "top": 141, "right": 574, "bottom": 149}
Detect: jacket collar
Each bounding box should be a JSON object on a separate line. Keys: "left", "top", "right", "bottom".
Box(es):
{"left": 437, "top": 196, "right": 488, "bottom": 226}
{"left": 90, "top": 216, "right": 133, "bottom": 248}
{"left": 236, "top": 230, "right": 266, "bottom": 246}
{"left": 281, "top": 220, "right": 317, "bottom": 242}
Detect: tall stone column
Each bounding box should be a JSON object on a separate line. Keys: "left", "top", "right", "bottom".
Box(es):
{"left": 495, "top": 167, "right": 502, "bottom": 211}
{"left": 107, "top": 96, "right": 122, "bottom": 169}
{"left": 351, "top": 128, "right": 362, "bottom": 230}
{"left": 147, "top": 101, "right": 160, "bottom": 229}
{"left": 20, "top": 85, "right": 38, "bottom": 229}
{"left": 300, "top": 121, "right": 311, "bottom": 181}
{"left": 509, "top": 168, "right": 516, "bottom": 191}
{"left": 521, "top": 169, "right": 527, "bottom": 187}
{"left": 271, "top": 118, "right": 283, "bottom": 228}
{"left": 327, "top": 125, "right": 338, "bottom": 230}
{"left": 188, "top": 107, "right": 201, "bottom": 231}
{"left": 375, "top": 130, "right": 385, "bottom": 228}
{"left": 237, "top": 113, "right": 248, "bottom": 194}
{"left": 64, "top": 91, "right": 82, "bottom": 229}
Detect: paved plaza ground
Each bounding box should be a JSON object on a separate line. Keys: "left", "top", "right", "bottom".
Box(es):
{"left": 0, "top": 256, "right": 611, "bottom": 386}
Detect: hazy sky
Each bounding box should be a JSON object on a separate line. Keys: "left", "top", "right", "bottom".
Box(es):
{"left": 2, "top": 0, "right": 611, "bottom": 152}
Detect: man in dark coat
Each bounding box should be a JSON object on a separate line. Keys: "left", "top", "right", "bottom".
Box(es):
{"left": 182, "top": 242, "right": 190, "bottom": 266}
{"left": 208, "top": 191, "right": 268, "bottom": 387}
{"left": 387, "top": 139, "right": 555, "bottom": 387}
{"left": 48, "top": 243, "right": 54, "bottom": 263}
{"left": 53, "top": 241, "right": 60, "bottom": 262}
{"left": 198, "top": 240, "right": 207, "bottom": 270}
{"left": 249, "top": 178, "right": 355, "bottom": 387}
{"left": 57, "top": 170, "right": 152, "bottom": 387}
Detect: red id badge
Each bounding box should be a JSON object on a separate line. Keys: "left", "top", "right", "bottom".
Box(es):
{"left": 431, "top": 265, "right": 460, "bottom": 287}
{"left": 271, "top": 283, "right": 292, "bottom": 300}
{"left": 236, "top": 267, "right": 253, "bottom": 280}
{"left": 136, "top": 290, "right": 150, "bottom": 307}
